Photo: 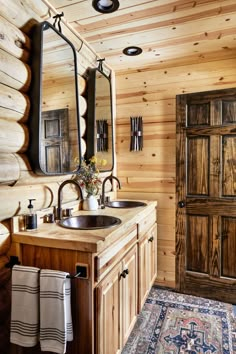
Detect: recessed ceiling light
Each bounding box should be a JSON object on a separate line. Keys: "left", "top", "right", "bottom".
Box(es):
{"left": 123, "top": 46, "right": 143, "bottom": 56}
{"left": 92, "top": 0, "right": 119, "bottom": 14}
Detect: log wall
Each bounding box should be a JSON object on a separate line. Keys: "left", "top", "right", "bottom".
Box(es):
{"left": 115, "top": 55, "right": 236, "bottom": 288}
{"left": 0, "top": 1, "right": 111, "bottom": 352}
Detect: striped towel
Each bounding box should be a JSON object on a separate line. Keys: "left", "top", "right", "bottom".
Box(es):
{"left": 10, "top": 265, "right": 40, "bottom": 347}
{"left": 40, "top": 270, "right": 73, "bottom": 354}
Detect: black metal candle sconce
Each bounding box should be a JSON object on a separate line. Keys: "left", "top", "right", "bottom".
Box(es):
{"left": 130, "top": 116, "right": 143, "bottom": 151}
{"left": 97, "top": 119, "right": 108, "bottom": 152}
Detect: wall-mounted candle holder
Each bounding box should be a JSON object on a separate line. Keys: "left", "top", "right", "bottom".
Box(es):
{"left": 130, "top": 116, "right": 143, "bottom": 151}
{"left": 96, "top": 119, "right": 108, "bottom": 152}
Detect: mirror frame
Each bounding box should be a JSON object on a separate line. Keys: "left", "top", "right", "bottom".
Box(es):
{"left": 29, "top": 21, "right": 82, "bottom": 175}
{"left": 86, "top": 67, "right": 114, "bottom": 172}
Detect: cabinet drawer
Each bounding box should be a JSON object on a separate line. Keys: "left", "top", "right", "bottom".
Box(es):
{"left": 95, "top": 225, "right": 137, "bottom": 282}
{"left": 138, "top": 209, "right": 156, "bottom": 238}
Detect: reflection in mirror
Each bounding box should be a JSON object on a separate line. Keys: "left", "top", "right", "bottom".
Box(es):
{"left": 29, "top": 21, "right": 81, "bottom": 175}
{"left": 87, "top": 68, "right": 114, "bottom": 172}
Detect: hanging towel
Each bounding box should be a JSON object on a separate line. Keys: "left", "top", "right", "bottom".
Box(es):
{"left": 10, "top": 265, "right": 40, "bottom": 347}
{"left": 40, "top": 270, "right": 73, "bottom": 354}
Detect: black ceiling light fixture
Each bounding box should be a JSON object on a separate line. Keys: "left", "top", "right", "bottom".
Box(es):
{"left": 92, "top": 0, "right": 119, "bottom": 13}
{"left": 123, "top": 46, "right": 143, "bottom": 56}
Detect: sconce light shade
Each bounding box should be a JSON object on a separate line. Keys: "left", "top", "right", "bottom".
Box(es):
{"left": 97, "top": 120, "right": 108, "bottom": 152}
{"left": 130, "top": 116, "right": 143, "bottom": 151}
{"left": 92, "top": 0, "right": 119, "bottom": 13}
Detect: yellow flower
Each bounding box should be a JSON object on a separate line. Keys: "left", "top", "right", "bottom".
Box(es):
{"left": 100, "top": 159, "right": 107, "bottom": 166}
{"left": 74, "top": 156, "right": 80, "bottom": 165}
{"left": 90, "top": 156, "right": 97, "bottom": 164}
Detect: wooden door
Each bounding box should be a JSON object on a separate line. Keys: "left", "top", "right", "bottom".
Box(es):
{"left": 41, "top": 108, "right": 70, "bottom": 173}
{"left": 176, "top": 88, "right": 236, "bottom": 304}
{"left": 121, "top": 245, "right": 138, "bottom": 346}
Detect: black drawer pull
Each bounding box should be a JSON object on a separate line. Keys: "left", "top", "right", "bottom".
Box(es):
{"left": 120, "top": 269, "right": 129, "bottom": 278}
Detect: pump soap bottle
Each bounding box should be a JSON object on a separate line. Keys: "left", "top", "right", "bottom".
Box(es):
{"left": 25, "top": 199, "right": 37, "bottom": 230}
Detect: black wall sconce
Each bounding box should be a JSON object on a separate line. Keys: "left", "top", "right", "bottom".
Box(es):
{"left": 130, "top": 116, "right": 143, "bottom": 151}
{"left": 97, "top": 120, "right": 108, "bottom": 152}
{"left": 92, "top": 0, "right": 119, "bottom": 13}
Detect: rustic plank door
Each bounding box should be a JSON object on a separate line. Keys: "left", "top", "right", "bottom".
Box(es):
{"left": 176, "top": 88, "right": 236, "bottom": 304}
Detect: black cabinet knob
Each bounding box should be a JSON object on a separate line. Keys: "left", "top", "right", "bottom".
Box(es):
{"left": 120, "top": 269, "right": 129, "bottom": 278}
{"left": 148, "top": 236, "right": 154, "bottom": 242}
{"left": 178, "top": 200, "right": 185, "bottom": 208}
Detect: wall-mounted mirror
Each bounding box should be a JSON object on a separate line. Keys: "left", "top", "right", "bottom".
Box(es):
{"left": 29, "top": 21, "right": 81, "bottom": 175}
{"left": 86, "top": 67, "right": 114, "bottom": 171}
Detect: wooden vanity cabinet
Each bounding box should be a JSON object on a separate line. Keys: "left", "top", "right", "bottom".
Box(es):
{"left": 11, "top": 202, "right": 157, "bottom": 354}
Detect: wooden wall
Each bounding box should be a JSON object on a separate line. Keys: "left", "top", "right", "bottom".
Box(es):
{"left": 115, "top": 54, "right": 236, "bottom": 288}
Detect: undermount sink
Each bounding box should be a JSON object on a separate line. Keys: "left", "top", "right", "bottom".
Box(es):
{"left": 59, "top": 215, "right": 122, "bottom": 230}
{"left": 106, "top": 200, "right": 147, "bottom": 208}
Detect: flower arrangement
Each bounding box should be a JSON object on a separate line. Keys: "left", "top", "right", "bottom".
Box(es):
{"left": 73, "top": 156, "right": 102, "bottom": 197}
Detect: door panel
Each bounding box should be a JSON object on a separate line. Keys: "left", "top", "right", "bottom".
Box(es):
{"left": 187, "top": 137, "right": 209, "bottom": 195}
{"left": 176, "top": 88, "right": 236, "bottom": 304}
{"left": 187, "top": 102, "right": 210, "bottom": 126}
{"left": 222, "top": 100, "right": 236, "bottom": 123}
{"left": 221, "top": 217, "right": 236, "bottom": 278}
{"left": 186, "top": 215, "right": 209, "bottom": 273}
{"left": 222, "top": 135, "right": 236, "bottom": 196}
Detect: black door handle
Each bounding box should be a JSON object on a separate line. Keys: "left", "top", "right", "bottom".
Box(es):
{"left": 178, "top": 200, "right": 185, "bottom": 208}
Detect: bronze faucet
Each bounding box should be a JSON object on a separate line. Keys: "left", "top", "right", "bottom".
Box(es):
{"left": 56, "top": 180, "right": 83, "bottom": 220}
{"left": 101, "top": 175, "right": 121, "bottom": 208}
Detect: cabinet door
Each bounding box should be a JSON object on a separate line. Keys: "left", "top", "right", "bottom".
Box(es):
{"left": 148, "top": 223, "right": 157, "bottom": 288}
{"left": 121, "top": 244, "right": 138, "bottom": 346}
{"left": 139, "top": 223, "right": 157, "bottom": 310}
{"left": 139, "top": 234, "right": 149, "bottom": 309}
{"left": 95, "top": 262, "right": 122, "bottom": 354}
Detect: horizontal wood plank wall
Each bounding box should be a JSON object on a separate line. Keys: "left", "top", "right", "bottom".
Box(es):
{"left": 115, "top": 57, "right": 236, "bottom": 288}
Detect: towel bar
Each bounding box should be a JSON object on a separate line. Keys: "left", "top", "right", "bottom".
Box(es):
{"left": 66, "top": 272, "right": 81, "bottom": 279}
{"left": 5, "top": 256, "right": 81, "bottom": 279}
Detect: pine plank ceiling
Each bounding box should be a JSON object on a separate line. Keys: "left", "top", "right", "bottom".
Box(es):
{"left": 48, "top": 0, "right": 236, "bottom": 72}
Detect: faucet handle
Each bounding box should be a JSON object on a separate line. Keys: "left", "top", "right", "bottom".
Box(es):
{"left": 55, "top": 207, "right": 62, "bottom": 221}
{"left": 63, "top": 208, "right": 73, "bottom": 217}
{"left": 97, "top": 195, "right": 102, "bottom": 206}
{"left": 105, "top": 196, "right": 110, "bottom": 203}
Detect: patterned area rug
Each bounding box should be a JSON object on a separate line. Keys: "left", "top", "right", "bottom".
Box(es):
{"left": 122, "top": 287, "right": 236, "bottom": 354}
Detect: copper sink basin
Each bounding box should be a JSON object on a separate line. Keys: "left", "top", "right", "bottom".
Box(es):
{"left": 106, "top": 200, "right": 147, "bottom": 208}
{"left": 59, "top": 215, "right": 121, "bottom": 230}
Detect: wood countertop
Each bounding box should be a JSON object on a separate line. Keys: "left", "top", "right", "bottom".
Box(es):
{"left": 12, "top": 201, "right": 157, "bottom": 254}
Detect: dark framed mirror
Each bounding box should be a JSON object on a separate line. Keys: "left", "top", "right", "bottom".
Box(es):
{"left": 86, "top": 67, "right": 114, "bottom": 172}
{"left": 29, "top": 21, "right": 81, "bottom": 175}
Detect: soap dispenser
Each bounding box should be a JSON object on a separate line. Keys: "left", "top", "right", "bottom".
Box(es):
{"left": 25, "top": 199, "right": 37, "bottom": 230}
